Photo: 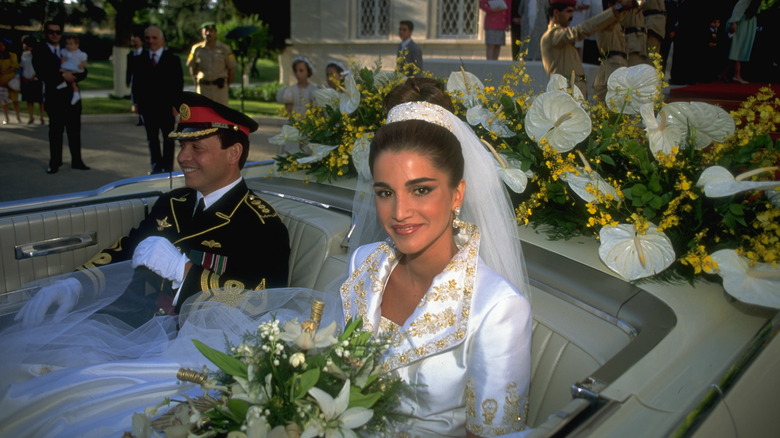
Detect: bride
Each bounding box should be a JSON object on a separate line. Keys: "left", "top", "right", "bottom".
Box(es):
{"left": 342, "top": 79, "right": 531, "bottom": 437}
{"left": 0, "top": 79, "right": 531, "bottom": 438}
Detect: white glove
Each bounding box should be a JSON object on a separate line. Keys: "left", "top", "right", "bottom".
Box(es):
{"left": 132, "top": 236, "right": 189, "bottom": 289}
{"left": 14, "top": 277, "right": 82, "bottom": 327}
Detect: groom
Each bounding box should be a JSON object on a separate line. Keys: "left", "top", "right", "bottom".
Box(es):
{"left": 17, "top": 93, "right": 291, "bottom": 327}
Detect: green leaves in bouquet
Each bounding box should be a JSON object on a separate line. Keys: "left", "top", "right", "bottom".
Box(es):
{"left": 192, "top": 338, "right": 247, "bottom": 379}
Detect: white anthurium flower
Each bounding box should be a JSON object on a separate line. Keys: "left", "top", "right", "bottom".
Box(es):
{"left": 767, "top": 189, "right": 780, "bottom": 208}
{"left": 708, "top": 249, "right": 780, "bottom": 309}
{"left": 546, "top": 73, "right": 585, "bottom": 103}
{"left": 446, "top": 69, "right": 484, "bottom": 108}
{"left": 696, "top": 166, "right": 780, "bottom": 198}
{"left": 296, "top": 143, "right": 339, "bottom": 164}
{"left": 269, "top": 124, "right": 301, "bottom": 146}
{"left": 340, "top": 74, "right": 360, "bottom": 114}
{"left": 374, "top": 70, "right": 404, "bottom": 88}
{"left": 279, "top": 319, "right": 339, "bottom": 350}
{"left": 599, "top": 222, "right": 675, "bottom": 281}
{"left": 351, "top": 134, "right": 373, "bottom": 180}
{"left": 561, "top": 167, "right": 619, "bottom": 204}
{"left": 640, "top": 103, "right": 685, "bottom": 159}
{"left": 313, "top": 87, "right": 339, "bottom": 108}
{"left": 525, "top": 90, "right": 592, "bottom": 152}
{"left": 663, "top": 101, "right": 735, "bottom": 148}
{"left": 605, "top": 64, "right": 659, "bottom": 115}
{"left": 497, "top": 155, "right": 533, "bottom": 194}
{"left": 466, "top": 105, "right": 514, "bottom": 137}
{"left": 301, "top": 379, "right": 374, "bottom": 438}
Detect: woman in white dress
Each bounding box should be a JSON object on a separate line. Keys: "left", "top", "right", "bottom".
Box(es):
{"left": 342, "top": 80, "right": 532, "bottom": 437}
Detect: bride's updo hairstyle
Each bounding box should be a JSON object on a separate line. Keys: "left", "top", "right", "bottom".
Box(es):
{"left": 370, "top": 79, "right": 463, "bottom": 187}
{"left": 383, "top": 77, "right": 454, "bottom": 112}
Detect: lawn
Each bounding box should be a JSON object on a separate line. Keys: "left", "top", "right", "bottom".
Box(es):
{"left": 80, "top": 58, "right": 280, "bottom": 90}
{"left": 82, "top": 96, "right": 283, "bottom": 117}
{"left": 79, "top": 58, "right": 283, "bottom": 116}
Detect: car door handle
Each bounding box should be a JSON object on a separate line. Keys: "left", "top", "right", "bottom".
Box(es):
{"left": 15, "top": 232, "right": 97, "bottom": 259}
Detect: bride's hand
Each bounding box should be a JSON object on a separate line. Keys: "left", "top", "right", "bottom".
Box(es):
{"left": 14, "top": 278, "right": 82, "bottom": 327}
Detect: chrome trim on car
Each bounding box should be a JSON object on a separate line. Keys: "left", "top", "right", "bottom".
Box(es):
{"left": 15, "top": 232, "right": 97, "bottom": 259}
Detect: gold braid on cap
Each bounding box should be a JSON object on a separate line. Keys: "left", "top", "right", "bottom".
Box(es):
{"left": 386, "top": 101, "right": 453, "bottom": 131}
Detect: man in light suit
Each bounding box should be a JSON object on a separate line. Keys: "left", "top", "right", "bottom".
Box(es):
{"left": 132, "top": 26, "right": 184, "bottom": 174}
{"left": 396, "top": 20, "right": 423, "bottom": 76}
{"left": 33, "top": 21, "right": 90, "bottom": 174}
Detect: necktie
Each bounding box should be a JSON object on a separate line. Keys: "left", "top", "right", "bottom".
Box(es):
{"left": 151, "top": 53, "right": 157, "bottom": 67}
{"left": 194, "top": 198, "right": 205, "bottom": 217}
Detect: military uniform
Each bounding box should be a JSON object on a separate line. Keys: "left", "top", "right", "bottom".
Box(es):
{"left": 622, "top": 8, "right": 648, "bottom": 65}
{"left": 593, "top": 18, "right": 628, "bottom": 101}
{"left": 81, "top": 92, "right": 290, "bottom": 327}
{"left": 642, "top": 0, "right": 666, "bottom": 55}
{"left": 81, "top": 180, "right": 290, "bottom": 325}
{"left": 187, "top": 40, "right": 236, "bottom": 105}
{"left": 541, "top": 7, "right": 619, "bottom": 97}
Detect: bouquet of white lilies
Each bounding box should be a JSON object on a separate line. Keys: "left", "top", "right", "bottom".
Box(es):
{"left": 134, "top": 301, "right": 407, "bottom": 438}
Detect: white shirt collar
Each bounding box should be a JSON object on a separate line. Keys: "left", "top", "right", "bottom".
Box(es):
{"left": 400, "top": 38, "right": 412, "bottom": 48}
{"left": 196, "top": 177, "right": 242, "bottom": 210}
{"left": 150, "top": 47, "right": 164, "bottom": 59}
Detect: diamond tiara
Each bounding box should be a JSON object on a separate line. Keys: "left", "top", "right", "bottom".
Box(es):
{"left": 386, "top": 101, "right": 453, "bottom": 131}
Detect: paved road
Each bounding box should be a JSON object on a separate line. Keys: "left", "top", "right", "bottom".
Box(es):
{"left": 0, "top": 114, "right": 286, "bottom": 203}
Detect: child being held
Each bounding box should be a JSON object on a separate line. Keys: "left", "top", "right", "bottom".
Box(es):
{"left": 59, "top": 35, "right": 87, "bottom": 105}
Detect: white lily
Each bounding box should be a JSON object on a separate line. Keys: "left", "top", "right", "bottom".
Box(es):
{"left": 546, "top": 73, "right": 585, "bottom": 103}
{"left": 639, "top": 103, "right": 685, "bottom": 159}
{"left": 561, "top": 151, "right": 619, "bottom": 203}
{"left": 708, "top": 249, "right": 780, "bottom": 309}
{"left": 599, "top": 222, "right": 675, "bottom": 280}
{"left": 301, "top": 379, "right": 373, "bottom": 438}
{"left": 605, "top": 64, "right": 659, "bottom": 115}
{"left": 279, "top": 319, "right": 339, "bottom": 350}
{"left": 663, "top": 101, "right": 735, "bottom": 148}
{"left": 296, "top": 143, "right": 339, "bottom": 164}
{"left": 350, "top": 134, "right": 373, "bottom": 180}
{"left": 269, "top": 124, "right": 302, "bottom": 146}
{"left": 466, "top": 105, "right": 514, "bottom": 137}
{"left": 696, "top": 166, "right": 780, "bottom": 198}
{"left": 525, "top": 90, "right": 592, "bottom": 153}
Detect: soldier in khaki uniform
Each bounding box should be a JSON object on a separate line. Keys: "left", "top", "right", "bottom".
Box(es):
{"left": 642, "top": 0, "right": 666, "bottom": 55}
{"left": 622, "top": 7, "right": 648, "bottom": 65}
{"left": 541, "top": 0, "right": 634, "bottom": 98}
{"left": 593, "top": 0, "right": 629, "bottom": 102}
{"left": 187, "top": 22, "right": 236, "bottom": 105}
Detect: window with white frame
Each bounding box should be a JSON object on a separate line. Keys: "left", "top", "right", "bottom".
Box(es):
{"left": 438, "top": 0, "right": 478, "bottom": 38}
{"left": 357, "top": 0, "right": 390, "bottom": 39}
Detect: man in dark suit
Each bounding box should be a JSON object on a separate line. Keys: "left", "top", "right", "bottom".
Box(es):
{"left": 17, "top": 92, "right": 291, "bottom": 328}
{"left": 132, "top": 25, "right": 183, "bottom": 174}
{"left": 33, "top": 21, "right": 90, "bottom": 174}
{"left": 125, "top": 32, "right": 144, "bottom": 126}
{"left": 396, "top": 20, "right": 423, "bottom": 76}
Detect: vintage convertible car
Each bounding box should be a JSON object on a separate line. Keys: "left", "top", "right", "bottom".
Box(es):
{"left": 0, "top": 162, "right": 777, "bottom": 437}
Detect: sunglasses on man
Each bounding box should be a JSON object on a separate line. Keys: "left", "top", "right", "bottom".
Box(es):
{"left": 46, "top": 29, "right": 63, "bottom": 35}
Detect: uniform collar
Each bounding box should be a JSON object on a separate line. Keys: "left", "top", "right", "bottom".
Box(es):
{"left": 196, "top": 177, "right": 243, "bottom": 210}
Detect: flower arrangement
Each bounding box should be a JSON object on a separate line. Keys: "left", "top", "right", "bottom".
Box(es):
{"left": 133, "top": 301, "right": 407, "bottom": 437}
{"left": 272, "top": 57, "right": 780, "bottom": 306}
